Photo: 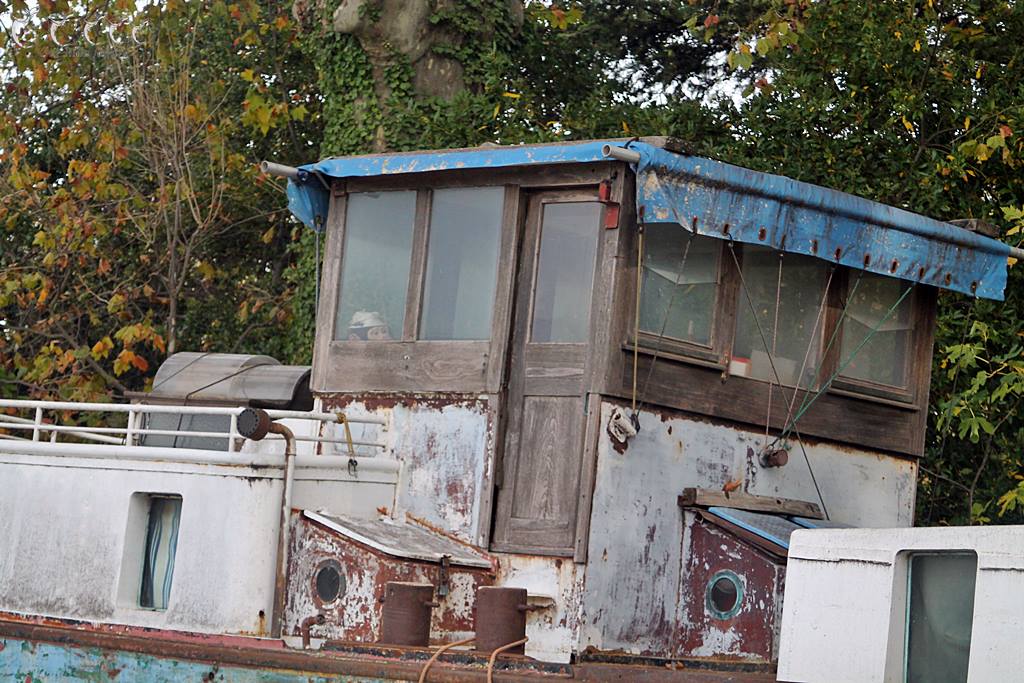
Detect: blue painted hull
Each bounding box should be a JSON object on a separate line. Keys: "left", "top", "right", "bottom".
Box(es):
{"left": 1, "top": 637, "right": 382, "bottom": 682}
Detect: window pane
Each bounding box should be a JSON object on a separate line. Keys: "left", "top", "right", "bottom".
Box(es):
{"left": 335, "top": 191, "right": 417, "bottom": 341}
{"left": 639, "top": 227, "right": 719, "bottom": 346}
{"left": 140, "top": 496, "right": 182, "bottom": 610}
{"left": 906, "top": 552, "right": 977, "bottom": 683}
{"left": 530, "top": 202, "right": 601, "bottom": 343}
{"left": 839, "top": 274, "right": 913, "bottom": 388}
{"left": 731, "top": 247, "right": 826, "bottom": 387}
{"left": 420, "top": 187, "right": 503, "bottom": 340}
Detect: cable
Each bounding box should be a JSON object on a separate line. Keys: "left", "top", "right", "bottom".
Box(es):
{"left": 633, "top": 229, "right": 695, "bottom": 418}
{"left": 487, "top": 637, "right": 529, "bottom": 683}
{"left": 417, "top": 637, "right": 474, "bottom": 683}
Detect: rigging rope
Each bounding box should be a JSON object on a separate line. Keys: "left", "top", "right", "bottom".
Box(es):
{"left": 631, "top": 225, "right": 643, "bottom": 414}
{"left": 780, "top": 267, "right": 836, "bottom": 435}
{"left": 630, "top": 216, "right": 696, "bottom": 419}
{"left": 775, "top": 282, "right": 915, "bottom": 445}
{"left": 764, "top": 252, "right": 784, "bottom": 447}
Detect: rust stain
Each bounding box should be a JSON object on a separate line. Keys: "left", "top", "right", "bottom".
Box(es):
{"left": 320, "top": 392, "right": 484, "bottom": 412}
{"left": 284, "top": 514, "right": 494, "bottom": 644}
{"left": 677, "top": 512, "right": 785, "bottom": 662}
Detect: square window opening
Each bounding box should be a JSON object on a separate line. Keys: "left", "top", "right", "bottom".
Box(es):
{"left": 419, "top": 187, "right": 504, "bottom": 340}
{"left": 730, "top": 247, "right": 828, "bottom": 387}
{"left": 638, "top": 228, "right": 721, "bottom": 350}
{"left": 139, "top": 494, "right": 183, "bottom": 610}
{"left": 334, "top": 190, "right": 417, "bottom": 341}
{"left": 904, "top": 551, "right": 977, "bottom": 683}
{"left": 838, "top": 273, "right": 915, "bottom": 390}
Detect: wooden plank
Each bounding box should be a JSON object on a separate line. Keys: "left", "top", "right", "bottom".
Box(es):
{"left": 573, "top": 392, "right": 602, "bottom": 563}
{"left": 401, "top": 189, "right": 432, "bottom": 341}
{"left": 311, "top": 190, "right": 347, "bottom": 391}
{"left": 315, "top": 341, "right": 490, "bottom": 393}
{"left": 484, "top": 185, "right": 523, "bottom": 393}
{"left": 474, "top": 393, "right": 502, "bottom": 548}
{"left": 615, "top": 352, "right": 923, "bottom": 456}
{"left": 344, "top": 162, "right": 617, "bottom": 193}
{"left": 678, "top": 487, "right": 823, "bottom": 519}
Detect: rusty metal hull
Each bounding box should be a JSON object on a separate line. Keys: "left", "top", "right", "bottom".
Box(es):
{"left": 0, "top": 613, "right": 778, "bottom": 682}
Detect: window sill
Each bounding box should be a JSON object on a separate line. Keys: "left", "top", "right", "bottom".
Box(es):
{"left": 622, "top": 342, "right": 726, "bottom": 372}
{"left": 828, "top": 384, "right": 918, "bottom": 411}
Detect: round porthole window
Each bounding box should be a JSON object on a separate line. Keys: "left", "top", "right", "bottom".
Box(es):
{"left": 706, "top": 570, "right": 743, "bottom": 620}
{"left": 313, "top": 560, "right": 345, "bottom": 606}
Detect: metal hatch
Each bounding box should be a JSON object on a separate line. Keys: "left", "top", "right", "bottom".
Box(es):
{"left": 138, "top": 352, "right": 312, "bottom": 410}
{"left": 130, "top": 352, "right": 312, "bottom": 450}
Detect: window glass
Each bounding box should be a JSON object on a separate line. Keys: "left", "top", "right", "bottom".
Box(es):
{"left": 530, "top": 202, "right": 601, "bottom": 343}
{"left": 420, "top": 187, "right": 504, "bottom": 340}
{"left": 906, "top": 552, "right": 977, "bottom": 683}
{"left": 141, "top": 413, "right": 230, "bottom": 451}
{"left": 334, "top": 191, "right": 417, "bottom": 341}
{"left": 839, "top": 274, "right": 913, "bottom": 388}
{"left": 639, "top": 227, "right": 719, "bottom": 346}
{"left": 140, "top": 495, "right": 182, "bottom": 610}
{"left": 731, "top": 247, "right": 827, "bottom": 387}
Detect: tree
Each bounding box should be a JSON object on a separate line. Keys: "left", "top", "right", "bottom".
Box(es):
{"left": 691, "top": 0, "right": 1024, "bottom": 525}
{"left": 0, "top": 0, "right": 322, "bottom": 400}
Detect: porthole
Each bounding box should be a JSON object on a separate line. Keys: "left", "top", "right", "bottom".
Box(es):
{"left": 705, "top": 570, "right": 744, "bottom": 620}
{"left": 313, "top": 560, "right": 345, "bottom": 606}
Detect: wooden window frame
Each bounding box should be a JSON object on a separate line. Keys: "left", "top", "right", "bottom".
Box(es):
{"left": 311, "top": 163, "right": 619, "bottom": 395}
{"left": 824, "top": 269, "right": 925, "bottom": 406}
{"left": 612, "top": 228, "right": 937, "bottom": 456}
{"left": 632, "top": 239, "right": 926, "bottom": 402}
{"left": 633, "top": 233, "right": 736, "bottom": 367}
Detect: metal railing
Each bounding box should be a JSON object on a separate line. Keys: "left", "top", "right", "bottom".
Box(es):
{"left": 0, "top": 399, "right": 387, "bottom": 454}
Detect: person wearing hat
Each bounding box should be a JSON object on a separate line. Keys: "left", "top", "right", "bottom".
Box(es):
{"left": 347, "top": 311, "right": 393, "bottom": 340}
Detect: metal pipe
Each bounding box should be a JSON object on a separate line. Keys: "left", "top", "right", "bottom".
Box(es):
{"left": 260, "top": 160, "right": 301, "bottom": 179}
{"left": 1012, "top": 245, "right": 1024, "bottom": 261}
{"left": 269, "top": 419, "right": 297, "bottom": 639}
{"left": 0, "top": 399, "right": 386, "bottom": 425}
{"left": 0, "top": 438, "right": 402, "bottom": 473}
{"left": 300, "top": 614, "right": 325, "bottom": 649}
{"left": 602, "top": 143, "right": 641, "bottom": 164}
{"left": 0, "top": 414, "right": 123, "bottom": 445}
{"left": 0, "top": 421, "right": 386, "bottom": 448}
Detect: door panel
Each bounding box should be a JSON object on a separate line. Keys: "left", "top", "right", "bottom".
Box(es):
{"left": 492, "top": 192, "right": 602, "bottom": 555}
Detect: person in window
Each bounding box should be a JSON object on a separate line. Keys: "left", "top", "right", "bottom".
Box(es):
{"left": 347, "top": 311, "right": 393, "bottom": 341}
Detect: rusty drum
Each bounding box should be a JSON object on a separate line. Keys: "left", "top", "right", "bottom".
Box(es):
{"left": 474, "top": 586, "right": 527, "bottom": 654}
{"left": 379, "top": 582, "right": 436, "bottom": 647}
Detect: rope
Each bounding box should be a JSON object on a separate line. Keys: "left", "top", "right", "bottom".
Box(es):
{"left": 764, "top": 252, "right": 783, "bottom": 447}
{"left": 633, "top": 230, "right": 695, "bottom": 418}
{"left": 487, "top": 637, "right": 529, "bottom": 683}
{"left": 631, "top": 225, "right": 643, "bottom": 413}
{"left": 792, "top": 429, "right": 830, "bottom": 520}
{"left": 780, "top": 267, "right": 835, "bottom": 435}
{"left": 778, "top": 270, "right": 864, "bottom": 438}
{"left": 417, "top": 637, "right": 475, "bottom": 683}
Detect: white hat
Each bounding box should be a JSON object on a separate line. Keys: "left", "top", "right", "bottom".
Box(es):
{"left": 349, "top": 311, "right": 388, "bottom": 329}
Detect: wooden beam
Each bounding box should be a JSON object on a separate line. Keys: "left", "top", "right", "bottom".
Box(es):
{"left": 678, "top": 487, "right": 823, "bottom": 519}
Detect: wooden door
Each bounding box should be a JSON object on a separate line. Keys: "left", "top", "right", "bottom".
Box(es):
{"left": 491, "top": 191, "right": 603, "bottom": 555}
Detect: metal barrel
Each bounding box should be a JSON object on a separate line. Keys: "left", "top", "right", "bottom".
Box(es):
{"left": 474, "top": 587, "right": 527, "bottom": 654}
{"left": 378, "top": 582, "right": 435, "bottom": 647}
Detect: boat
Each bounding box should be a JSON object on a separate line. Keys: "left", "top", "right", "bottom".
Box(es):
{"left": 2, "top": 137, "right": 1021, "bottom": 682}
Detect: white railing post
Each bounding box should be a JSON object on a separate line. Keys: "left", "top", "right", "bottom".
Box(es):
{"left": 32, "top": 407, "right": 42, "bottom": 442}
{"left": 228, "top": 413, "right": 238, "bottom": 453}
{"left": 125, "top": 410, "right": 135, "bottom": 447}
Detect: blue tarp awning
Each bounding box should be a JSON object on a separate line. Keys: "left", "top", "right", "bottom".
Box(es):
{"left": 284, "top": 139, "right": 1014, "bottom": 299}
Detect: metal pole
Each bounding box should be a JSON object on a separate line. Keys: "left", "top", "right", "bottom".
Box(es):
{"left": 602, "top": 144, "right": 641, "bottom": 164}
{"left": 260, "top": 161, "right": 301, "bottom": 179}
{"left": 269, "top": 420, "right": 297, "bottom": 639}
